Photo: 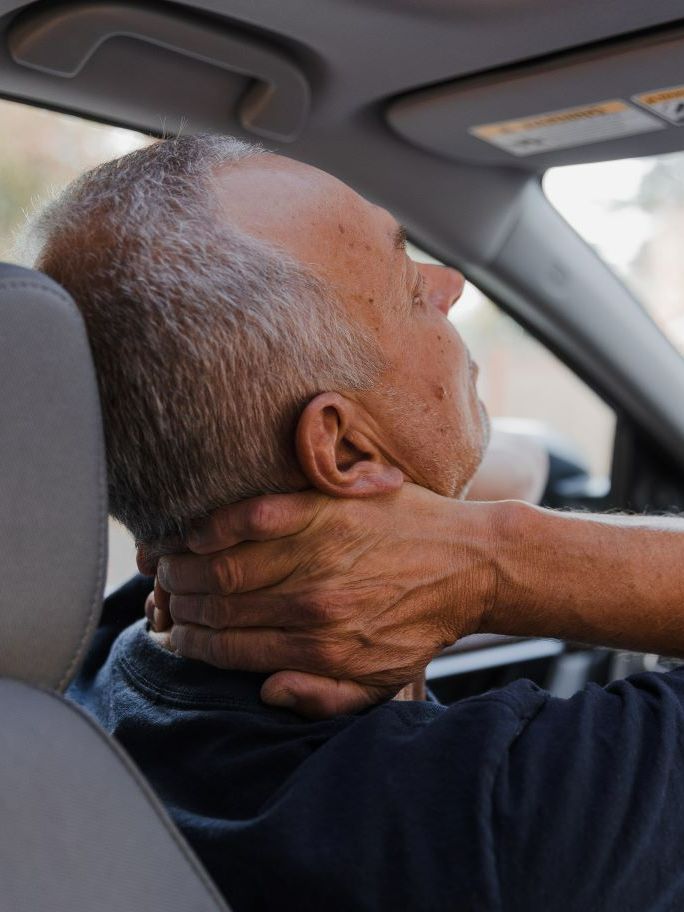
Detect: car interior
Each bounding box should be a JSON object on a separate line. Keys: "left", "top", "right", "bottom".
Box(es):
{"left": 2, "top": 0, "right": 684, "bottom": 907}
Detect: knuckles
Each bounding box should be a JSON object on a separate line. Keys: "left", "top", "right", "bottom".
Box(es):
{"left": 208, "top": 553, "right": 243, "bottom": 594}
{"left": 246, "top": 498, "right": 280, "bottom": 539}
{"left": 201, "top": 596, "right": 228, "bottom": 629}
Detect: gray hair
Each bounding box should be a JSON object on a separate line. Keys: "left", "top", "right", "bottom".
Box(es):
{"left": 27, "top": 134, "right": 379, "bottom": 544}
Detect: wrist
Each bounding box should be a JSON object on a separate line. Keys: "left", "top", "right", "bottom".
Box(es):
{"left": 440, "top": 499, "right": 506, "bottom": 639}
{"left": 475, "top": 498, "right": 542, "bottom": 636}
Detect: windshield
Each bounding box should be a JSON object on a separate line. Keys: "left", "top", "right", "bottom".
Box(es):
{"left": 544, "top": 151, "right": 684, "bottom": 357}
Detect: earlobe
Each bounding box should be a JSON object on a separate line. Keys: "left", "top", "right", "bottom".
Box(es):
{"left": 296, "top": 393, "right": 403, "bottom": 498}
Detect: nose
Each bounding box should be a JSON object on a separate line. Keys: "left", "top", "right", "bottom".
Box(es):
{"left": 417, "top": 263, "right": 466, "bottom": 317}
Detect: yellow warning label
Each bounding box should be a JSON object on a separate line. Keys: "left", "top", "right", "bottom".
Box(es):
{"left": 474, "top": 101, "right": 625, "bottom": 137}
{"left": 633, "top": 85, "right": 684, "bottom": 126}
{"left": 470, "top": 100, "right": 664, "bottom": 157}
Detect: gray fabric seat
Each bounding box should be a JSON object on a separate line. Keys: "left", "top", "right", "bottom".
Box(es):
{"left": 0, "top": 263, "right": 230, "bottom": 912}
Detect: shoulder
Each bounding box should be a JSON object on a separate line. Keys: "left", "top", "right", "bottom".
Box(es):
{"left": 492, "top": 668, "right": 684, "bottom": 911}
{"left": 278, "top": 680, "right": 550, "bottom": 910}
{"left": 316, "top": 678, "right": 552, "bottom": 819}
{"left": 337, "top": 678, "right": 552, "bottom": 767}
{"left": 376, "top": 678, "right": 550, "bottom": 740}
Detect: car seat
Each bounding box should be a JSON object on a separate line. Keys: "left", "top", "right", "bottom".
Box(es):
{"left": 0, "top": 262, "right": 230, "bottom": 912}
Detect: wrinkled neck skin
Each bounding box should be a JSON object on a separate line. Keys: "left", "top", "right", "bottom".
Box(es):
{"left": 395, "top": 678, "right": 427, "bottom": 702}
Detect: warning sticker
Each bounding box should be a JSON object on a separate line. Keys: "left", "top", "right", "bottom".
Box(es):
{"left": 470, "top": 100, "right": 664, "bottom": 157}
{"left": 633, "top": 85, "right": 684, "bottom": 126}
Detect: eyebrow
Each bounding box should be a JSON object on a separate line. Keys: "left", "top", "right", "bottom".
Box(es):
{"left": 393, "top": 224, "right": 408, "bottom": 251}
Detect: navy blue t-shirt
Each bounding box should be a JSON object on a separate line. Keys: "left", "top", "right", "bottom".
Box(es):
{"left": 69, "top": 575, "right": 684, "bottom": 911}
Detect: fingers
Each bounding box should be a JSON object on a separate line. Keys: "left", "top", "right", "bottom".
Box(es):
{"left": 144, "top": 582, "right": 172, "bottom": 632}
{"left": 169, "top": 592, "right": 293, "bottom": 629}
{"left": 186, "top": 491, "right": 322, "bottom": 554}
{"left": 168, "top": 624, "right": 303, "bottom": 672}
{"left": 157, "top": 539, "right": 301, "bottom": 596}
{"left": 144, "top": 590, "right": 156, "bottom": 625}
{"left": 261, "top": 671, "right": 394, "bottom": 719}
{"left": 154, "top": 577, "right": 172, "bottom": 631}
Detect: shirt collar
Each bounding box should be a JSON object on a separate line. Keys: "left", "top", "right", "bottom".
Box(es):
{"left": 113, "top": 618, "right": 440, "bottom": 714}
{"left": 113, "top": 619, "right": 275, "bottom": 713}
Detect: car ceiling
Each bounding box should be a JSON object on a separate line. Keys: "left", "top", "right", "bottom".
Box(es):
{"left": 2, "top": 0, "right": 684, "bottom": 462}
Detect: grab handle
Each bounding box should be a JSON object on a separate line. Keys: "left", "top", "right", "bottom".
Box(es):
{"left": 8, "top": 1, "right": 310, "bottom": 141}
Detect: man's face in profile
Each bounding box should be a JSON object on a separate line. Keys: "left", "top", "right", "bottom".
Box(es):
{"left": 214, "top": 153, "right": 489, "bottom": 498}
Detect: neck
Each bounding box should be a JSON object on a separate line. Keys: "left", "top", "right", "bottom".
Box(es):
{"left": 394, "top": 675, "right": 426, "bottom": 702}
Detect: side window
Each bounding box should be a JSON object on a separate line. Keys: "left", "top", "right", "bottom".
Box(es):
{"left": 408, "top": 244, "right": 616, "bottom": 480}
{"left": 0, "top": 97, "right": 149, "bottom": 591}
{"left": 545, "top": 153, "right": 684, "bottom": 358}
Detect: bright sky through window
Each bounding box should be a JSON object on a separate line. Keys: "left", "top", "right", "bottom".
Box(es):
{"left": 545, "top": 153, "right": 684, "bottom": 357}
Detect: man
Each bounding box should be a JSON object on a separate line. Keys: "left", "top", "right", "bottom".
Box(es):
{"left": 33, "top": 134, "right": 684, "bottom": 911}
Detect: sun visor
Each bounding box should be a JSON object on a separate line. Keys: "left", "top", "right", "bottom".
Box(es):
{"left": 386, "top": 27, "right": 684, "bottom": 170}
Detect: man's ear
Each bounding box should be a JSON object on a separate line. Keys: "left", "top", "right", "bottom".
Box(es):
{"left": 296, "top": 392, "right": 403, "bottom": 497}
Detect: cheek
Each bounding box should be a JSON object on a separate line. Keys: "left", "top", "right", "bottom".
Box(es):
{"left": 420, "top": 324, "right": 472, "bottom": 410}
{"left": 425, "top": 329, "right": 484, "bottom": 472}
{"left": 392, "top": 330, "right": 468, "bottom": 463}
{"left": 378, "top": 319, "right": 484, "bottom": 496}
{"left": 386, "top": 316, "right": 473, "bottom": 425}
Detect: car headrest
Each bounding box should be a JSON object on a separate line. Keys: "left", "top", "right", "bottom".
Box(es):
{"left": 0, "top": 263, "right": 107, "bottom": 691}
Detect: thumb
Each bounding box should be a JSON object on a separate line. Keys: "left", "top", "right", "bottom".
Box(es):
{"left": 261, "top": 671, "right": 395, "bottom": 719}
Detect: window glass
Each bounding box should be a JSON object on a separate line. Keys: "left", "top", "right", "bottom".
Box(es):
{"left": 0, "top": 98, "right": 151, "bottom": 259}
{"left": 408, "top": 244, "right": 616, "bottom": 479}
{"left": 544, "top": 152, "right": 684, "bottom": 357}
{"left": 0, "top": 97, "right": 149, "bottom": 591}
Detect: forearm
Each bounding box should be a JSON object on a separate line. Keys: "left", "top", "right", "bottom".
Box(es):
{"left": 477, "top": 501, "right": 684, "bottom": 655}
{"left": 155, "top": 486, "right": 684, "bottom": 717}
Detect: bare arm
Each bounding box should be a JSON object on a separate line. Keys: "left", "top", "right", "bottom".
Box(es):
{"left": 148, "top": 486, "right": 684, "bottom": 716}
{"left": 487, "top": 502, "right": 684, "bottom": 654}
